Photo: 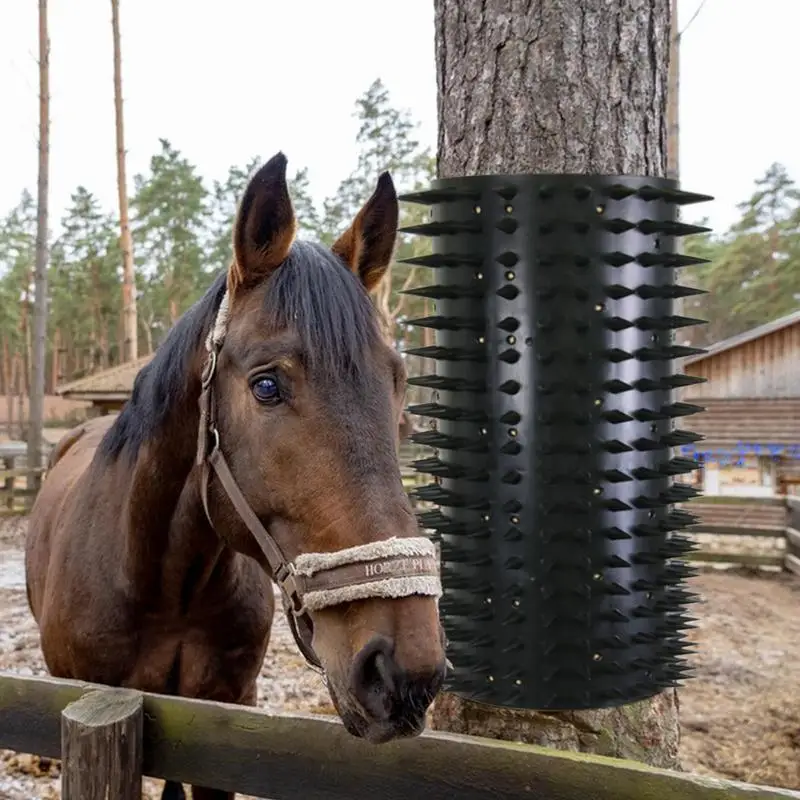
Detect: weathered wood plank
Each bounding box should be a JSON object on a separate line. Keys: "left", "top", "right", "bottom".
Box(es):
{"left": 784, "top": 553, "right": 800, "bottom": 579}
{"left": 1, "top": 672, "right": 799, "bottom": 800}
{"left": 785, "top": 527, "right": 800, "bottom": 553}
{"left": 691, "top": 551, "right": 784, "bottom": 567}
{"left": 0, "top": 488, "right": 39, "bottom": 499}
{"left": 689, "top": 525, "right": 785, "bottom": 538}
{"left": 0, "top": 468, "right": 46, "bottom": 480}
{"left": 61, "top": 688, "right": 143, "bottom": 800}
{"left": 684, "top": 495, "right": 787, "bottom": 507}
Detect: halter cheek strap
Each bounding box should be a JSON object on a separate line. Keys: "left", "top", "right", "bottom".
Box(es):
{"left": 195, "top": 290, "right": 442, "bottom": 675}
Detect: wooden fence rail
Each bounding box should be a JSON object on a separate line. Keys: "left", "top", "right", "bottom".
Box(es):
{"left": 1, "top": 672, "right": 798, "bottom": 800}
{"left": 683, "top": 495, "right": 796, "bottom": 573}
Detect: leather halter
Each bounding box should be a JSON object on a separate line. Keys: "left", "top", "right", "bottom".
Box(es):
{"left": 195, "top": 336, "right": 441, "bottom": 676}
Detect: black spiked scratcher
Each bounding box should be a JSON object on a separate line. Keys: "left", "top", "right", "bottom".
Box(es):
{"left": 401, "top": 175, "right": 712, "bottom": 711}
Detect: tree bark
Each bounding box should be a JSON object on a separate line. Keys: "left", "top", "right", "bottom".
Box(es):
{"left": 666, "top": 0, "right": 680, "bottom": 181}
{"left": 111, "top": 0, "right": 138, "bottom": 363}
{"left": 432, "top": 0, "right": 680, "bottom": 770}
{"left": 435, "top": 0, "right": 669, "bottom": 178}
{"left": 27, "top": 0, "right": 50, "bottom": 489}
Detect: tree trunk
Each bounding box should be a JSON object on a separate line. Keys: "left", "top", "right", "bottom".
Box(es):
{"left": 51, "top": 328, "right": 60, "bottom": 390}
{"left": 21, "top": 267, "right": 31, "bottom": 396}
{"left": 28, "top": 0, "right": 50, "bottom": 489}
{"left": 667, "top": 0, "right": 680, "bottom": 181}
{"left": 111, "top": 0, "right": 138, "bottom": 363}
{"left": 431, "top": 0, "right": 680, "bottom": 770}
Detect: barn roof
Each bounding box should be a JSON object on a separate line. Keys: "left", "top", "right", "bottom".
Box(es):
{"left": 55, "top": 355, "right": 153, "bottom": 400}
{"left": 683, "top": 308, "right": 800, "bottom": 366}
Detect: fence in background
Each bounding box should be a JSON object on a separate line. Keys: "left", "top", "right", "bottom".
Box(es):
{"left": 683, "top": 494, "right": 797, "bottom": 573}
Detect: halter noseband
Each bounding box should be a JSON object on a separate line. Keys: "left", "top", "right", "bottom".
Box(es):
{"left": 195, "top": 291, "right": 442, "bottom": 675}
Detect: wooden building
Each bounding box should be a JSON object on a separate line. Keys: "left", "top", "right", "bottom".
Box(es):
{"left": 679, "top": 309, "right": 800, "bottom": 497}
{"left": 55, "top": 355, "right": 152, "bottom": 417}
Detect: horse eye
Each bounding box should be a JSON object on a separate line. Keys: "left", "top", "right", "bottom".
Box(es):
{"left": 251, "top": 375, "right": 281, "bottom": 404}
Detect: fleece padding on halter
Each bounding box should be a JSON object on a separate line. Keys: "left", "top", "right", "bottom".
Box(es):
{"left": 293, "top": 536, "right": 442, "bottom": 612}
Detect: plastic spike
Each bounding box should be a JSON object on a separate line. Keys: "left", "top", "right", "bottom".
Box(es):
{"left": 496, "top": 217, "right": 519, "bottom": 234}
{"left": 499, "top": 348, "right": 521, "bottom": 363}
{"left": 412, "top": 485, "right": 490, "bottom": 510}
{"left": 500, "top": 411, "right": 522, "bottom": 424}
{"left": 403, "top": 345, "right": 486, "bottom": 362}
{"left": 658, "top": 374, "right": 707, "bottom": 390}
{"left": 637, "top": 252, "right": 711, "bottom": 268}
{"left": 602, "top": 410, "right": 634, "bottom": 424}
{"left": 497, "top": 284, "right": 520, "bottom": 300}
{"left": 605, "top": 316, "right": 635, "bottom": 332}
{"left": 603, "top": 469, "right": 634, "bottom": 483}
{"left": 631, "top": 437, "right": 662, "bottom": 452}
{"left": 660, "top": 430, "right": 705, "bottom": 447}
{"left": 405, "top": 315, "right": 484, "bottom": 331}
{"left": 398, "top": 252, "right": 482, "bottom": 269}
{"left": 440, "top": 571, "right": 493, "bottom": 594}
{"left": 497, "top": 316, "right": 520, "bottom": 332}
{"left": 604, "top": 284, "right": 635, "bottom": 299}
{"left": 602, "top": 251, "right": 635, "bottom": 267}
{"left": 634, "top": 315, "right": 708, "bottom": 331}
{"left": 659, "top": 457, "right": 702, "bottom": 476}
{"left": 658, "top": 539, "right": 699, "bottom": 558}
{"left": 498, "top": 379, "right": 522, "bottom": 394}
{"left": 398, "top": 187, "right": 480, "bottom": 205}
{"left": 662, "top": 485, "right": 702, "bottom": 503}
{"left": 496, "top": 252, "right": 520, "bottom": 270}
{"left": 602, "top": 439, "right": 635, "bottom": 454}
{"left": 401, "top": 284, "right": 484, "bottom": 300}
{"left": 439, "top": 542, "right": 491, "bottom": 567}
{"left": 602, "top": 218, "right": 636, "bottom": 234}
{"left": 604, "top": 379, "right": 634, "bottom": 394}
{"left": 603, "top": 498, "right": 633, "bottom": 512}
{"left": 637, "top": 284, "right": 708, "bottom": 300}
{"left": 398, "top": 221, "right": 482, "bottom": 237}
{"left": 503, "top": 526, "right": 524, "bottom": 542}
{"left": 407, "top": 403, "right": 488, "bottom": 423}
{"left": 603, "top": 184, "right": 637, "bottom": 201}
{"left": 411, "top": 458, "right": 489, "bottom": 482}
{"left": 440, "top": 598, "right": 493, "bottom": 621}
{"left": 603, "top": 526, "right": 633, "bottom": 541}
{"left": 636, "top": 220, "right": 712, "bottom": 237}
{"left": 663, "top": 187, "right": 715, "bottom": 205}
{"left": 406, "top": 375, "right": 486, "bottom": 393}
{"left": 635, "top": 345, "right": 707, "bottom": 361}
{"left": 605, "top": 348, "right": 635, "bottom": 363}
{"left": 661, "top": 402, "right": 706, "bottom": 418}
{"left": 665, "top": 510, "right": 701, "bottom": 529}
{"left": 500, "top": 440, "right": 523, "bottom": 455}
{"left": 410, "top": 431, "right": 489, "bottom": 453}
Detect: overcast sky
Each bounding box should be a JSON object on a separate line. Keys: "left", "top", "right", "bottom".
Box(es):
{"left": 1, "top": 0, "right": 797, "bottom": 236}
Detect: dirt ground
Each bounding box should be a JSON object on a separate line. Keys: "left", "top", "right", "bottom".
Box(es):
{"left": 0, "top": 517, "right": 798, "bottom": 798}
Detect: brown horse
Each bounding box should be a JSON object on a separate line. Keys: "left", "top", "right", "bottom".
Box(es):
{"left": 25, "top": 154, "right": 446, "bottom": 800}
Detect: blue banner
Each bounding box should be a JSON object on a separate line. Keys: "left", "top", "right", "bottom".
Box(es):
{"left": 679, "top": 441, "right": 800, "bottom": 467}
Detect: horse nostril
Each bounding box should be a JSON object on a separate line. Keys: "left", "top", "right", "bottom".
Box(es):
{"left": 350, "top": 636, "right": 397, "bottom": 721}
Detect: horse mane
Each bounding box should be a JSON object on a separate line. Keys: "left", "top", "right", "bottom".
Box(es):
{"left": 99, "top": 241, "right": 383, "bottom": 463}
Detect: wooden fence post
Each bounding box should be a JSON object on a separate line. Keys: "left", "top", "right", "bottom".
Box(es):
{"left": 1, "top": 456, "right": 12, "bottom": 511}
{"left": 61, "top": 688, "right": 143, "bottom": 800}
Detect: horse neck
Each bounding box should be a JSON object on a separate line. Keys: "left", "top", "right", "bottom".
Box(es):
{"left": 117, "top": 361, "right": 220, "bottom": 601}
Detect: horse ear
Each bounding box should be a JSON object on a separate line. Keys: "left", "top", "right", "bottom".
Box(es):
{"left": 230, "top": 152, "right": 297, "bottom": 293}
{"left": 332, "top": 172, "right": 399, "bottom": 293}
